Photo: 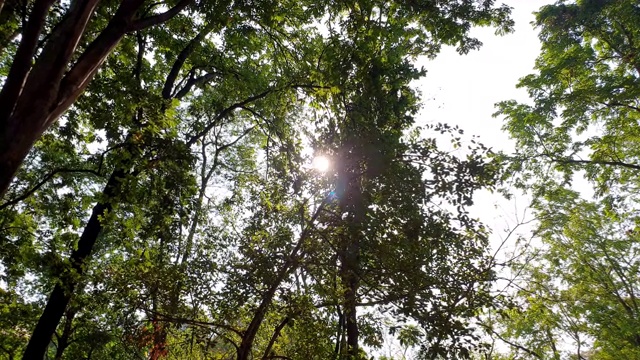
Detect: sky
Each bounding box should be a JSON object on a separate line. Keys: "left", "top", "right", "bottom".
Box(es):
{"left": 414, "top": 0, "right": 554, "bottom": 256}
{"left": 416, "top": 0, "right": 550, "bottom": 147}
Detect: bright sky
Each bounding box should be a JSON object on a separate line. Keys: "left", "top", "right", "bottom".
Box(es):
{"left": 416, "top": 0, "right": 551, "bottom": 150}
{"left": 414, "top": 0, "right": 553, "bottom": 255}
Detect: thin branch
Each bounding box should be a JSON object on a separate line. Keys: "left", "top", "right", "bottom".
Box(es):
{"left": 144, "top": 311, "right": 244, "bottom": 337}
{"left": 507, "top": 154, "right": 640, "bottom": 171}
{"left": 480, "top": 324, "right": 542, "bottom": 359}
{"left": 0, "top": 168, "right": 102, "bottom": 210}
{"left": 128, "top": 0, "right": 193, "bottom": 32}
{"left": 601, "top": 101, "right": 640, "bottom": 113}
{"left": 186, "top": 88, "right": 276, "bottom": 145}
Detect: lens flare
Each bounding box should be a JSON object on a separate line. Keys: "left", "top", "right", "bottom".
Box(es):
{"left": 312, "top": 156, "right": 330, "bottom": 172}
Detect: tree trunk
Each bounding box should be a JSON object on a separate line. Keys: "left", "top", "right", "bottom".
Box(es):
{"left": 340, "top": 247, "right": 360, "bottom": 359}
{"left": 336, "top": 146, "right": 364, "bottom": 360}
{"left": 54, "top": 308, "right": 77, "bottom": 360}
{"left": 0, "top": 0, "right": 191, "bottom": 198}
{"left": 338, "top": 223, "right": 361, "bottom": 360}
{"left": 236, "top": 200, "right": 327, "bottom": 360}
{"left": 22, "top": 169, "right": 123, "bottom": 359}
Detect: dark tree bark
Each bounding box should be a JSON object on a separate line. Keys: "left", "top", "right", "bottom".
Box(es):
{"left": 21, "top": 32, "right": 277, "bottom": 356}
{"left": 261, "top": 316, "right": 290, "bottom": 360}
{"left": 237, "top": 277, "right": 286, "bottom": 360}
{"left": 339, "top": 244, "right": 360, "bottom": 359}
{"left": 236, "top": 200, "right": 327, "bottom": 360}
{"left": 335, "top": 142, "right": 365, "bottom": 360}
{"left": 22, "top": 168, "right": 124, "bottom": 359}
{"left": 0, "top": 0, "right": 192, "bottom": 199}
{"left": 338, "top": 212, "right": 362, "bottom": 359}
{"left": 54, "top": 308, "right": 77, "bottom": 360}
{"left": 236, "top": 246, "right": 303, "bottom": 360}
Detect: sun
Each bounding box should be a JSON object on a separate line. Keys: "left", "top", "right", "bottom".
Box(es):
{"left": 312, "top": 155, "right": 331, "bottom": 172}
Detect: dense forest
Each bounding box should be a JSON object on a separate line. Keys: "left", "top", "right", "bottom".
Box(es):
{"left": 0, "top": 0, "right": 638, "bottom": 359}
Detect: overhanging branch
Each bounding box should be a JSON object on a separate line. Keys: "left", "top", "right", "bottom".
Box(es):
{"left": 128, "top": 0, "right": 193, "bottom": 31}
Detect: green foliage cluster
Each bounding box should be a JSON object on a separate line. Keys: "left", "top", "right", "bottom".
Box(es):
{"left": 489, "top": 1, "right": 640, "bottom": 359}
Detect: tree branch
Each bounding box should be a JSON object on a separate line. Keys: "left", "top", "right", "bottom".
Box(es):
{"left": 600, "top": 101, "right": 640, "bottom": 113}
{"left": 0, "top": 168, "right": 102, "bottom": 210}
{"left": 551, "top": 157, "right": 640, "bottom": 171}
{"left": 128, "top": 0, "right": 193, "bottom": 32}
{"left": 480, "top": 323, "right": 542, "bottom": 359}
{"left": 261, "top": 317, "right": 290, "bottom": 360}
{"left": 506, "top": 154, "right": 640, "bottom": 171}
{"left": 162, "top": 22, "right": 216, "bottom": 99}
{"left": 186, "top": 88, "right": 277, "bottom": 145}
{"left": 174, "top": 72, "right": 218, "bottom": 99}
{"left": 0, "top": 0, "right": 55, "bottom": 123}
{"left": 144, "top": 311, "right": 244, "bottom": 337}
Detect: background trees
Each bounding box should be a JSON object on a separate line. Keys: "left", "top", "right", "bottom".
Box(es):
{"left": 490, "top": 1, "right": 640, "bottom": 358}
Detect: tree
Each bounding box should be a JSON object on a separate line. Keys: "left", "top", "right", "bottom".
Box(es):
{"left": 497, "top": 0, "right": 640, "bottom": 197}
{"left": 489, "top": 1, "right": 640, "bottom": 358}
{"left": 0, "top": 0, "right": 513, "bottom": 359}
{"left": 0, "top": 0, "right": 197, "bottom": 198}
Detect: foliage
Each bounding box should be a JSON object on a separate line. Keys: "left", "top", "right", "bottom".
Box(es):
{"left": 489, "top": 1, "right": 640, "bottom": 359}
{"left": 0, "top": 0, "right": 513, "bottom": 359}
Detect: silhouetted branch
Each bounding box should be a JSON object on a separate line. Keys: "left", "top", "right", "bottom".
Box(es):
{"left": 129, "top": 0, "right": 193, "bottom": 31}
{"left": 0, "top": 168, "right": 102, "bottom": 210}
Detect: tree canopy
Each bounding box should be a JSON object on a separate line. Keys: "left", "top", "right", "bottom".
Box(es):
{"left": 489, "top": 1, "right": 640, "bottom": 359}
{"left": 0, "top": 1, "right": 514, "bottom": 360}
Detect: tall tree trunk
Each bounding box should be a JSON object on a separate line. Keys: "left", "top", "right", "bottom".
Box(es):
{"left": 336, "top": 146, "right": 364, "bottom": 359}
{"left": 334, "top": 308, "right": 345, "bottom": 359}
{"left": 22, "top": 168, "right": 124, "bottom": 359}
{"left": 19, "top": 18, "right": 208, "bottom": 356}
{"left": 339, "top": 243, "right": 360, "bottom": 359}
